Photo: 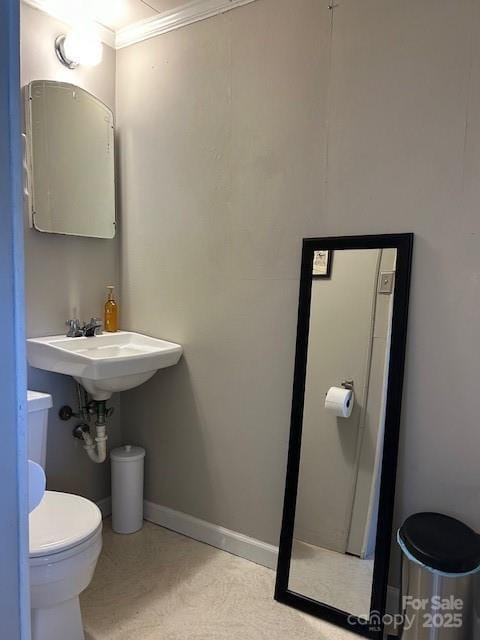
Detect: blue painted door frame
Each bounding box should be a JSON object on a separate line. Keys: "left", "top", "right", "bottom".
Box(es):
{"left": 0, "top": 1, "right": 30, "bottom": 638}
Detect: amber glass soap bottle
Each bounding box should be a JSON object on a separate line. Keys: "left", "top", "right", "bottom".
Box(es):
{"left": 104, "top": 286, "right": 118, "bottom": 332}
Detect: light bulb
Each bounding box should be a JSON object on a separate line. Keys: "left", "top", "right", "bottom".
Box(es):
{"left": 55, "top": 29, "right": 103, "bottom": 68}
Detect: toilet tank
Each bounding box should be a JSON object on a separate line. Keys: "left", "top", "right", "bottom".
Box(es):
{"left": 27, "top": 390, "right": 52, "bottom": 468}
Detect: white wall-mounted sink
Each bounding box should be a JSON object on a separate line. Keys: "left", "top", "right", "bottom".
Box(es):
{"left": 27, "top": 331, "right": 182, "bottom": 400}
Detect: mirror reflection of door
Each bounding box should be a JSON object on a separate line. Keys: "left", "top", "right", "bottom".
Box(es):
{"left": 288, "top": 248, "right": 397, "bottom": 619}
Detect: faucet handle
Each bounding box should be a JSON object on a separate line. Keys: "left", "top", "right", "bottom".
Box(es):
{"left": 90, "top": 317, "right": 103, "bottom": 335}
{"left": 66, "top": 319, "right": 82, "bottom": 338}
{"left": 83, "top": 317, "right": 103, "bottom": 337}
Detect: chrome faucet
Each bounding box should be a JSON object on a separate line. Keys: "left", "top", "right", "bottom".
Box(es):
{"left": 66, "top": 317, "right": 103, "bottom": 338}
{"left": 66, "top": 319, "right": 83, "bottom": 337}
{"left": 83, "top": 317, "right": 103, "bottom": 337}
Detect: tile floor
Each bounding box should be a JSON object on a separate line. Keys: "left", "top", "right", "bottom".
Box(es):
{"left": 289, "top": 539, "right": 374, "bottom": 618}
{"left": 81, "top": 519, "right": 360, "bottom": 640}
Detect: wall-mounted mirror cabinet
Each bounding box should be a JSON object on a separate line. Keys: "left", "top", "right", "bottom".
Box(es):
{"left": 275, "top": 234, "right": 413, "bottom": 639}
{"left": 24, "top": 80, "right": 116, "bottom": 239}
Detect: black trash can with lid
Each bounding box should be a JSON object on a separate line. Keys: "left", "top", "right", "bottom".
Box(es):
{"left": 397, "top": 512, "right": 480, "bottom": 639}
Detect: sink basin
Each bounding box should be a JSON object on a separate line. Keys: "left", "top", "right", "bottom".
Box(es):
{"left": 27, "top": 331, "right": 182, "bottom": 400}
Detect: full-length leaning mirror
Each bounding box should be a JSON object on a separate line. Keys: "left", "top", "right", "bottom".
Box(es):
{"left": 275, "top": 234, "right": 413, "bottom": 639}
{"left": 24, "top": 80, "right": 116, "bottom": 239}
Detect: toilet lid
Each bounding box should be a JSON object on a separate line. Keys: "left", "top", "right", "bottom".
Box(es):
{"left": 30, "top": 491, "right": 102, "bottom": 557}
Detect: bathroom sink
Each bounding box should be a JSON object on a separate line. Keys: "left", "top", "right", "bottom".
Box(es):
{"left": 27, "top": 331, "right": 182, "bottom": 400}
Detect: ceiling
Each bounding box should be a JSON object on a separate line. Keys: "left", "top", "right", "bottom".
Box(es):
{"left": 23, "top": 0, "right": 257, "bottom": 49}
{"left": 93, "top": 0, "right": 183, "bottom": 32}
{"left": 25, "top": 0, "right": 221, "bottom": 33}
{"left": 96, "top": 1, "right": 159, "bottom": 32}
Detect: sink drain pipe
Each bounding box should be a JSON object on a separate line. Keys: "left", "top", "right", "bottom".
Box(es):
{"left": 81, "top": 400, "right": 108, "bottom": 464}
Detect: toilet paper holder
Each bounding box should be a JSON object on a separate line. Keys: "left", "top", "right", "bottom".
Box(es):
{"left": 324, "top": 380, "right": 355, "bottom": 398}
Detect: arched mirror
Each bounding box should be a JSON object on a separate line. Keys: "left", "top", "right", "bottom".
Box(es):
{"left": 24, "top": 80, "right": 116, "bottom": 239}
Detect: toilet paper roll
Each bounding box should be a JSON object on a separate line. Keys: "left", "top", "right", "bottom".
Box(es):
{"left": 325, "top": 386, "right": 354, "bottom": 418}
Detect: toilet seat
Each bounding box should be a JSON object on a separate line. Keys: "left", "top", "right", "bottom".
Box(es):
{"left": 30, "top": 491, "right": 102, "bottom": 558}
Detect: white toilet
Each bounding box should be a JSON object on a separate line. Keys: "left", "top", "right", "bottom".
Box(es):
{"left": 27, "top": 390, "right": 103, "bottom": 640}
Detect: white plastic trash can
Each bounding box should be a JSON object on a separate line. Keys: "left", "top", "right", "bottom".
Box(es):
{"left": 111, "top": 445, "right": 145, "bottom": 534}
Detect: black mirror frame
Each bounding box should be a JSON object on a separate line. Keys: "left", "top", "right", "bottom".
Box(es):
{"left": 274, "top": 233, "right": 413, "bottom": 639}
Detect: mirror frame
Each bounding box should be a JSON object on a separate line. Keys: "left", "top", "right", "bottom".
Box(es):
{"left": 24, "top": 80, "right": 116, "bottom": 239}
{"left": 275, "top": 233, "right": 413, "bottom": 639}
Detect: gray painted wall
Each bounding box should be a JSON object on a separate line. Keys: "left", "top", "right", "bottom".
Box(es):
{"left": 322, "top": 0, "right": 480, "bottom": 580}
{"left": 21, "top": 4, "right": 121, "bottom": 502}
{"left": 116, "top": 0, "right": 331, "bottom": 545}
{"left": 117, "top": 0, "right": 480, "bottom": 589}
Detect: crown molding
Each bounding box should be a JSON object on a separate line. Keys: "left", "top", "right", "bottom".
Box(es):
{"left": 22, "top": 0, "right": 116, "bottom": 48}
{"left": 22, "top": 0, "right": 258, "bottom": 51}
{"left": 115, "top": 0, "right": 257, "bottom": 49}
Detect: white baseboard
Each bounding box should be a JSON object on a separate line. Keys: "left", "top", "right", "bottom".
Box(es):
{"left": 144, "top": 500, "right": 278, "bottom": 570}
{"left": 96, "top": 496, "right": 112, "bottom": 518}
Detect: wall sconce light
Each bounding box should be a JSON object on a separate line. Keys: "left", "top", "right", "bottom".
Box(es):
{"left": 55, "top": 30, "right": 103, "bottom": 69}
